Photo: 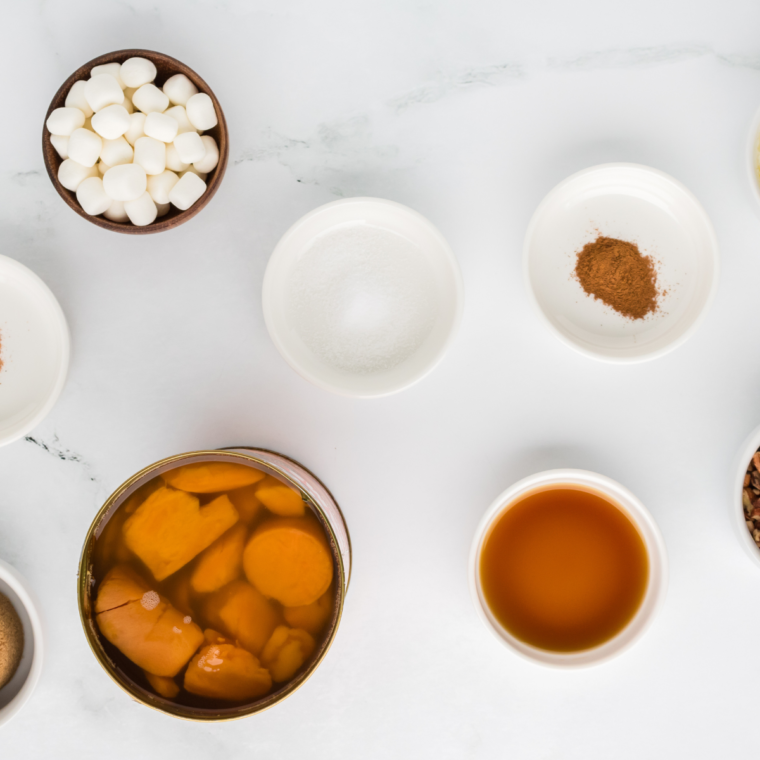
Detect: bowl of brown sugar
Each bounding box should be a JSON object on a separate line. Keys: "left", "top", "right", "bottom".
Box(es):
{"left": 523, "top": 163, "right": 719, "bottom": 363}
{"left": 0, "top": 559, "right": 44, "bottom": 728}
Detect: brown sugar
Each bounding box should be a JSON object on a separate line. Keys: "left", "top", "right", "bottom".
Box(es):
{"left": 574, "top": 236, "right": 659, "bottom": 320}
{"left": 0, "top": 591, "right": 24, "bottom": 690}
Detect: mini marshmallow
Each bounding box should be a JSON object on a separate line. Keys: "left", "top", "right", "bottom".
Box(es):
{"left": 124, "top": 112, "right": 146, "bottom": 146}
{"left": 186, "top": 93, "right": 217, "bottom": 131}
{"left": 76, "top": 176, "right": 112, "bottom": 216}
{"left": 144, "top": 112, "right": 179, "bottom": 143}
{"left": 91, "top": 104, "right": 131, "bottom": 140}
{"left": 67, "top": 128, "right": 103, "bottom": 167}
{"left": 91, "top": 63, "right": 126, "bottom": 89}
{"left": 104, "top": 199, "right": 129, "bottom": 223}
{"left": 58, "top": 158, "right": 98, "bottom": 191}
{"left": 165, "top": 143, "right": 189, "bottom": 172}
{"left": 103, "top": 163, "right": 147, "bottom": 202}
{"left": 50, "top": 135, "right": 69, "bottom": 159}
{"left": 132, "top": 83, "right": 169, "bottom": 114}
{"left": 98, "top": 162, "right": 110, "bottom": 175}
{"left": 65, "top": 81, "right": 94, "bottom": 119}
{"left": 173, "top": 131, "right": 206, "bottom": 164}
{"left": 155, "top": 201, "right": 170, "bottom": 218}
{"left": 120, "top": 57, "right": 157, "bottom": 88}
{"left": 146, "top": 170, "right": 180, "bottom": 204}
{"left": 124, "top": 191, "right": 157, "bottom": 226}
{"left": 193, "top": 136, "right": 219, "bottom": 173}
{"left": 134, "top": 136, "right": 166, "bottom": 175}
{"left": 163, "top": 73, "right": 198, "bottom": 106}
{"left": 168, "top": 171, "right": 206, "bottom": 210}
{"left": 181, "top": 167, "right": 207, "bottom": 181}
{"left": 164, "top": 105, "right": 196, "bottom": 135}
{"left": 122, "top": 97, "right": 134, "bottom": 115}
{"left": 46, "top": 107, "right": 85, "bottom": 136}
{"left": 100, "top": 136, "right": 134, "bottom": 166}
{"left": 84, "top": 74, "right": 125, "bottom": 112}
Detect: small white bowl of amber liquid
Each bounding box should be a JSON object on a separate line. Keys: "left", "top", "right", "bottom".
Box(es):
{"left": 469, "top": 470, "right": 668, "bottom": 667}
{"left": 78, "top": 449, "right": 350, "bottom": 720}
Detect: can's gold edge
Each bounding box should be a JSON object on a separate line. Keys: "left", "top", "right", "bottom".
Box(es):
{"left": 77, "top": 449, "right": 349, "bottom": 722}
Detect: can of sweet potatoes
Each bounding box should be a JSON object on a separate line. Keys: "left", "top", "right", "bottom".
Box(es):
{"left": 77, "top": 447, "right": 351, "bottom": 721}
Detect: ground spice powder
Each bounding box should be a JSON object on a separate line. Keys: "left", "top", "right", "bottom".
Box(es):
{"left": 574, "top": 236, "right": 659, "bottom": 320}
{"left": 0, "top": 591, "right": 24, "bottom": 690}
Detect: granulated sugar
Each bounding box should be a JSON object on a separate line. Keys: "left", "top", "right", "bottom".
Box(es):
{"left": 287, "top": 223, "right": 439, "bottom": 374}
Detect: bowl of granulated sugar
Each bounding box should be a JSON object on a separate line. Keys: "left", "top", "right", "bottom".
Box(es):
{"left": 263, "top": 198, "right": 463, "bottom": 397}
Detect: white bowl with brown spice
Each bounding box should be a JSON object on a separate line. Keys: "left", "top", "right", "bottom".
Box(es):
{"left": 524, "top": 163, "right": 720, "bottom": 363}
{"left": 733, "top": 424, "right": 760, "bottom": 569}
{"left": 0, "top": 559, "right": 44, "bottom": 728}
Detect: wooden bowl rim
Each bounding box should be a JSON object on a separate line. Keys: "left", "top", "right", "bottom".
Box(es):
{"left": 42, "top": 49, "right": 229, "bottom": 235}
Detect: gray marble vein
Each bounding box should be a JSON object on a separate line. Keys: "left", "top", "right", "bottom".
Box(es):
{"left": 388, "top": 63, "right": 525, "bottom": 112}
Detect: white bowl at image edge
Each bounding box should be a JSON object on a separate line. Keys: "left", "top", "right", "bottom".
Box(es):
{"left": 523, "top": 163, "right": 719, "bottom": 364}
{"left": 731, "top": 424, "right": 760, "bottom": 570}
{"left": 262, "top": 197, "right": 464, "bottom": 398}
{"left": 468, "top": 469, "right": 668, "bottom": 668}
{"left": 0, "top": 255, "right": 70, "bottom": 446}
{"left": 746, "top": 106, "right": 760, "bottom": 216}
{"left": 0, "top": 559, "right": 44, "bottom": 728}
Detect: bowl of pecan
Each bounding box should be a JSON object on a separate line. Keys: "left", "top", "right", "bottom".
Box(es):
{"left": 734, "top": 424, "right": 760, "bottom": 568}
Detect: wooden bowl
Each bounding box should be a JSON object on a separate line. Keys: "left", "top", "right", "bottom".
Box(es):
{"left": 42, "top": 49, "right": 228, "bottom": 235}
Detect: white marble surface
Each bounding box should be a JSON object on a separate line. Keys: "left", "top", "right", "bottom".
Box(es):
{"left": 2, "top": 0, "right": 760, "bottom": 756}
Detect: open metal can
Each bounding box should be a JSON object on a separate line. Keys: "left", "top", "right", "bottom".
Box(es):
{"left": 77, "top": 447, "right": 351, "bottom": 721}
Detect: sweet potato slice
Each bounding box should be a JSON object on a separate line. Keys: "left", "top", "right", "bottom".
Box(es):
{"left": 145, "top": 672, "right": 180, "bottom": 699}
{"left": 254, "top": 476, "right": 305, "bottom": 517}
{"left": 260, "top": 625, "right": 315, "bottom": 682}
{"left": 122, "top": 478, "right": 163, "bottom": 515}
{"left": 228, "top": 484, "right": 263, "bottom": 524}
{"left": 123, "top": 487, "right": 239, "bottom": 581}
{"left": 203, "top": 628, "right": 232, "bottom": 646}
{"left": 163, "top": 462, "right": 265, "bottom": 493}
{"left": 95, "top": 566, "right": 203, "bottom": 677}
{"left": 202, "top": 580, "right": 282, "bottom": 656}
{"left": 243, "top": 517, "right": 333, "bottom": 607}
{"left": 160, "top": 565, "right": 195, "bottom": 618}
{"left": 184, "top": 642, "right": 272, "bottom": 701}
{"left": 283, "top": 590, "right": 333, "bottom": 636}
{"left": 191, "top": 522, "right": 247, "bottom": 593}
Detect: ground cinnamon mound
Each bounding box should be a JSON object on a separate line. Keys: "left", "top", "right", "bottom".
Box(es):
{"left": 574, "top": 236, "right": 659, "bottom": 320}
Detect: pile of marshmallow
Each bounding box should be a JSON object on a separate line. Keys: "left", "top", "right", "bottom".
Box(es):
{"left": 46, "top": 57, "right": 220, "bottom": 226}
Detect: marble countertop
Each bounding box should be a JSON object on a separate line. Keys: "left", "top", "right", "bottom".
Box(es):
{"left": 3, "top": 0, "right": 760, "bottom": 757}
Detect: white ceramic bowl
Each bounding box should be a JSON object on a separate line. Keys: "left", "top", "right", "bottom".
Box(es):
{"left": 0, "top": 255, "right": 70, "bottom": 446}
{"left": 468, "top": 469, "right": 668, "bottom": 668}
{"left": 524, "top": 163, "right": 719, "bottom": 363}
{"left": 262, "top": 197, "right": 463, "bottom": 397}
{"left": 0, "top": 559, "right": 44, "bottom": 727}
{"left": 746, "top": 106, "right": 760, "bottom": 214}
{"left": 731, "top": 423, "right": 760, "bottom": 569}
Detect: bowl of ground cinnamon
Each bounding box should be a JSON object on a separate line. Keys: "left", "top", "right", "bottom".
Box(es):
{"left": 0, "top": 559, "right": 43, "bottom": 727}
{"left": 523, "top": 163, "right": 719, "bottom": 363}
